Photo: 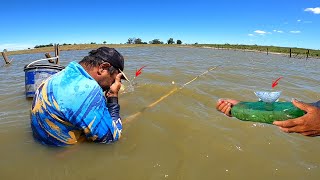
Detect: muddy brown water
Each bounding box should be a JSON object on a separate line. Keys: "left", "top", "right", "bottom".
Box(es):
{"left": 0, "top": 47, "right": 320, "bottom": 179}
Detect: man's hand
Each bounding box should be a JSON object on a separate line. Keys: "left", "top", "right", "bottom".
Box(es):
{"left": 273, "top": 99, "right": 320, "bottom": 136}
{"left": 106, "top": 73, "right": 123, "bottom": 97}
{"left": 216, "top": 99, "right": 239, "bottom": 117}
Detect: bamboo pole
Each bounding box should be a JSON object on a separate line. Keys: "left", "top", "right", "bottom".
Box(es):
{"left": 45, "top": 52, "right": 55, "bottom": 63}
{"left": 1, "top": 51, "right": 11, "bottom": 64}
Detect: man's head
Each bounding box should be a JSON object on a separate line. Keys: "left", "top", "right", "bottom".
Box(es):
{"left": 79, "top": 47, "right": 126, "bottom": 91}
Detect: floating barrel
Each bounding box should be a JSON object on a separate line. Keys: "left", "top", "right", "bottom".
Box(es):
{"left": 24, "top": 63, "right": 65, "bottom": 98}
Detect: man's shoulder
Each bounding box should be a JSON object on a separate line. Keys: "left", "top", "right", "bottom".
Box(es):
{"left": 52, "top": 62, "right": 97, "bottom": 88}
{"left": 48, "top": 62, "right": 102, "bottom": 105}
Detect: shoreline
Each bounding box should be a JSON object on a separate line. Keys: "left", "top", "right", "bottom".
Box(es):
{"left": 194, "top": 45, "right": 319, "bottom": 59}
{"left": 2, "top": 44, "right": 319, "bottom": 59}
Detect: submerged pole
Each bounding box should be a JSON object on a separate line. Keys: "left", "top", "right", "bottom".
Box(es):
{"left": 57, "top": 44, "right": 60, "bottom": 64}
{"left": 289, "top": 48, "right": 292, "bottom": 58}
{"left": 45, "top": 52, "right": 55, "bottom": 63}
{"left": 54, "top": 44, "right": 60, "bottom": 64}
{"left": 1, "top": 50, "right": 11, "bottom": 64}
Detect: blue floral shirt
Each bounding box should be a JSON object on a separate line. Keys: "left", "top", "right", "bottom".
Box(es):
{"left": 30, "top": 61, "right": 122, "bottom": 146}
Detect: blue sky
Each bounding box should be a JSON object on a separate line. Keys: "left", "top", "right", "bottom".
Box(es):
{"left": 0, "top": 0, "right": 319, "bottom": 50}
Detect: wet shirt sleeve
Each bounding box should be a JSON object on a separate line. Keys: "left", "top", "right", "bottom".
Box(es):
{"left": 311, "top": 100, "right": 320, "bottom": 108}
{"left": 107, "top": 99, "right": 122, "bottom": 140}
{"left": 60, "top": 83, "right": 123, "bottom": 143}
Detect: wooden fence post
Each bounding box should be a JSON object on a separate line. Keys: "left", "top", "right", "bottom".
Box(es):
{"left": 289, "top": 48, "right": 292, "bottom": 58}
{"left": 267, "top": 48, "right": 268, "bottom": 55}
{"left": 306, "top": 49, "right": 309, "bottom": 60}
{"left": 1, "top": 50, "right": 11, "bottom": 64}
{"left": 54, "top": 44, "right": 60, "bottom": 64}
{"left": 45, "top": 52, "right": 55, "bottom": 63}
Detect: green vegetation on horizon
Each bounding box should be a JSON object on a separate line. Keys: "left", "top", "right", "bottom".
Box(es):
{"left": 3, "top": 42, "right": 320, "bottom": 59}
{"left": 194, "top": 43, "right": 319, "bottom": 58}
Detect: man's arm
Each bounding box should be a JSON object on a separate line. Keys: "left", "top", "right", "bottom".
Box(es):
{"left": 106, "top": 97, "right": 122, "bottom": 141}
{"left": 82, "top": 72, "right": 123, "bottom": 143}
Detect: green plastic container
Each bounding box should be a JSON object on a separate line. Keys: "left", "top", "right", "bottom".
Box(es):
{"left": 231, "top": 101, "right": 305, "bottom": 124}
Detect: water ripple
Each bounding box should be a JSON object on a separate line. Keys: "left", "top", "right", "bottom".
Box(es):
{"left": 1, "top": 47, "right": 320, "bottom": 179}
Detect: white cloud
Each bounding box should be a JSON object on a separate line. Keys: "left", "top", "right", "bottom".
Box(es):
{"left": 304, "top": 7, "right": 320, "bottom": 14}
{"left": 248, "top": 34, "right": 255, "bottom": 37}
{"left": 273, "top": 30, "right": 283, "bottom": 33}
{"left": 290, "top": 31, "right": 301, "bottom": 34}
{"left": 0, "top": 43, "right": 34, "bottom": 51}
{"left": 297, "top": 19, "right": 301, "bottom": 22}
{"left": 254, "top": 30, "right": 267, "bottom": 35}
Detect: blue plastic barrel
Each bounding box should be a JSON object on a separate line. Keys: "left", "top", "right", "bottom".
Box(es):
{"left": 24, "top": 64, "right": 65, "bottom": 98}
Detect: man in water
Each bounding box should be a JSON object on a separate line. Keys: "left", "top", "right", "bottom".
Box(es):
{"left": 216, "top": 99, "right": 320, "bottom": 136}
{"left": 30, "top": 47, "right": 128, "bottom": 146}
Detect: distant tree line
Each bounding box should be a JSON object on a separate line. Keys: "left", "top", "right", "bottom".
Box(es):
{"left": 34, "top": 43, "right": 54, "bottom": 48}
{"left": 34, "top": 38, "right": 183, "bottom": 48}
{"left": 33, "top": 40, "right": 319, "bottom": 58}
{"left": 34, "top": 43, "right": 73, "bottom": 48}
{"left": 126, "top": 37, "right": 182, "bottom": 45}
{"left": 126, "top": 38, "right": 147, "bottom": 44}
{"left": 18, "top": 40, "right": 320, "bottom": 59}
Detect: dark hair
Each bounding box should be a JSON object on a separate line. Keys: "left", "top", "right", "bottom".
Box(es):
{"left": 108, "top": 66, "right": 117, "bottom": 75}
{"left": 79, "top": 55, "right": 104, "bottom": 69}
{"left": 79, "top": 47, "right": 124, "bottom": 71}
{"left": 79, "top": 56, "right": 118, "bottom": 75}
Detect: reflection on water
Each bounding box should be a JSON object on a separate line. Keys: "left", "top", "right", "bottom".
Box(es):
{"left": 1, "top": 47, "right": 320, "bottom": 179}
